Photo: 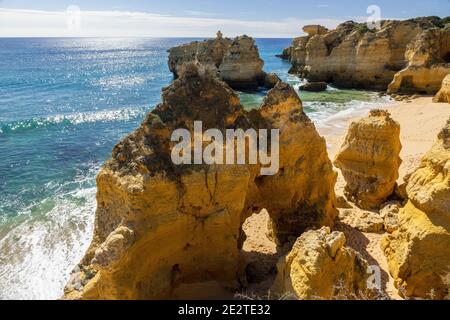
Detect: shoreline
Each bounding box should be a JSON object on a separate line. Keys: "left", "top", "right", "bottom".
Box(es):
{"left": 319, "top": 97, "right": 450, "bottom": 182}
{"left": 243, "top": 96, "right": 450, "bottom": 300}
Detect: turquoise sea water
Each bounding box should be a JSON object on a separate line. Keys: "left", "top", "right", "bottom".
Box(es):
{"left": 0, "top": 37, "right": 387, "bottom": 299}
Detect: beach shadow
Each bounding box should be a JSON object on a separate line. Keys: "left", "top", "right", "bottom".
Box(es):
{"left": 334, "top": 222, "right": 391, "bottom": 295}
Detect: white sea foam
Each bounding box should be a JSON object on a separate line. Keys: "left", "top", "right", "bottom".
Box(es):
{"left": 310, "top": 98, "right": 392, "bottom": 136}
{"left": 0, "top": 178, "right": 97, "bottom": 299}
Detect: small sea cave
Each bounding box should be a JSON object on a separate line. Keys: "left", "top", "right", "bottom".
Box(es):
{"left": 442, "top": 51, "right": 450, "bottom": 63}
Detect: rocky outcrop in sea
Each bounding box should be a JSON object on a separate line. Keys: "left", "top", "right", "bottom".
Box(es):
{"left": 168, "top": 32, "right": 273, "bottom": 90}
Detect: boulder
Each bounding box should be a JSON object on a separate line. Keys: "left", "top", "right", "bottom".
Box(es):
{"left": 338, "top": 209, "right": 384, "bottom": 233}
{"left": 380, "top": 201, "right": 402, "bottom": 233}
{"left": 334, "top": 110, "right": 402, "bottom": 209}
{"left": 299, "top": 82, "right": 328, "bottom": 92}
{"left": 64, "top": 63, "right": 337, "bottom": 299}
{"left": 382, "top": 118, "right": 450, "bottom": 299}
{"left": 271, "top": 227, "right": 374, "bottom": 300}
{"left": 433, "top": 74, "right": 450, "bottom": 103}
{"left": 263, "top": 72, "right": 281, "bottom": 89}
{"left": 276, "top": 47, "right": 291, "bottom": 60}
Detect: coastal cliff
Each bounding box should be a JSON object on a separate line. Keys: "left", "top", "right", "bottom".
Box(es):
{"left": 64, "top": 63, "right": 337, "bottom": 299}
{"left": 283, "top": 17, "right": 450, "bottom": 91}
{"left": 388, "top": 27, "right": 450, "bottom": 94}
{"left": 168, "top": 33, "right": 268, "bottom": 89}
{"left": 62, "top": 19, "right": 449, "bottom": 301}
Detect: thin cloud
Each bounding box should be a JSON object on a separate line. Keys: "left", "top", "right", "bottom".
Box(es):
{"left": 185, "top": 10, "right": 218, "bottom": 17}
{"left": 0, "top": 8, "right": 344, "bottom": 38}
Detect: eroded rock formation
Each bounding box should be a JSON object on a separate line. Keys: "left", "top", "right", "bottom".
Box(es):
{"left": 64, "top": 63, "right": 337, "bottom": 299}
{"left": 299, "top": 82, "right": 327, "bottom": 92}
{"left": 271, "top": 227, "right": 374, "bottom": 300}
{"left": 382, "top": 118, "right": 450, "bottom": 299}
{"left": 434, "top": 73, "right": 450, "bottom": 103}
{"left": 388, "top": 27, "right": 450, "bottom": 94}
{"left": 168, "top": 32, "right": 232, "bottom": 77}
{"left": 282, "top": 17, "right": 450, "bottom": 91}
{"left": 168, "top": 33, "right": 267, "bottom": 89}
{"left": 219, "top": 36, "right": 265, "bottom": 89}
{"left": 334, "top": 110, "right": 402, "bottom": 209}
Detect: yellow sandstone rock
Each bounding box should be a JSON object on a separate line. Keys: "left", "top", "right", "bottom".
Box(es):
{"left": 388, "top": 28, "right": 450, "bottom": 95}
{"left": 168, "top": 33, "right": 267, "bottom": 90}
{"left": 382, "top": 118, "right": 450, "bottom": 299}
{"left": 433, "top": 74, "right": 450, "bottom": 103}
{"left": 283, "top": 18, "right": 450, "bottom": 92}
{"left": 272, "top": 227, "right": 373, "bottom": 300}
{"left": 64, "top": 63, "right": 337, "bottom": 299}
{"left": 219, "top": 35, "right": 266, "bottom": 89}
{"left": 334, "top": 110, "right": 402, "bottom": 209}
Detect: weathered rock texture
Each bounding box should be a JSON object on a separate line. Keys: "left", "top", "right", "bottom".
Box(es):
{"left": 380, "top": 201, "right": 402, "bottom": 233}
{"left": 299, "top": 82, "right": 327, "bottom": 92}
{"left": 334, "top": 110, "right": 402, "bottom": 209}
{"left": 168, "top": 31, "right": 232, "bottom": 77}
{"left": 64, "top": 63, "right": 337, "bottom": 299}
{"left": 303, "top": 25, "right": 329, "bottom": 37}
{"left": 433, "top": 74, "right": 450, "bottom": 103}
{"left": 382, "top": 118, "right": 450, "bottom": 299}
{"left": 219, "top": 36, "right": 265, "bottom": 89}
{"left": 168, "top": 33, "right": 266, "bottom": 89}
{"left": 388, "top": 27, "right": 450, "bottom": 94}
{"left": 283, "top": 17, "right": 450, "bottom": 91}
{"left": 272, "top": 227, "right": 373, "bottom": 300}
{"left": 337, "top": 209, "right": 384, "bottom": 233}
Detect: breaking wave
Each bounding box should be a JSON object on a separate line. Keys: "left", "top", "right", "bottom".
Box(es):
{"left": 0, "top": 106, "right": 149, "bottom": 135}
{"left": 0, "top": 170, "right": 97, "bottom": 300}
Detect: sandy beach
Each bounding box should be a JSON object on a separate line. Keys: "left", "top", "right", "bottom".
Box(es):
{"left": 322, "top": 97, "right": 450, "bottom": 180}
{"left": 242, "top": 97, "right": 450, "bottom": 300}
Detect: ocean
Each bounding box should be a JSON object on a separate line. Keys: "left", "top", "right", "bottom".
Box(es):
{"left": 0, "top": 37, "right": 388, "bottom": 299}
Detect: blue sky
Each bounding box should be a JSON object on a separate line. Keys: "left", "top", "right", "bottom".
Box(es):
{"left": 0, "top": 0, "right": 449, "bottom": 37}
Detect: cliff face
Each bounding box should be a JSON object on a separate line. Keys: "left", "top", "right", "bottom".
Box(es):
{"left": 272, "top": 227, "right": 374, "bottom": 299}
{"left": 284, "top": 18, "right": 450, "bottom": 91}
{"left": 168, "top": 33, "right": 266, "bottom": 89}
{"left": 334, "top": 110, "right": 402, "bottom": 209}
{"left": 433, "top": 74, "right": 450, "bottom": 103}
{"left": 167, "top": 31, "right": 232, "bottom": 78}
{"left": 388, "top": 27, "right": 450, "bottom": 94}
{"left": 382, "top": 119, "right": 450, "bottom": 299}
{"left": 257, "top": 83, "right": 337, "bottom": 245}
{"left": 64, "top": 63, "right": 337, "bottom": 299}
{"left": 219, "top": 36, "right": 265, "bottom": 89}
